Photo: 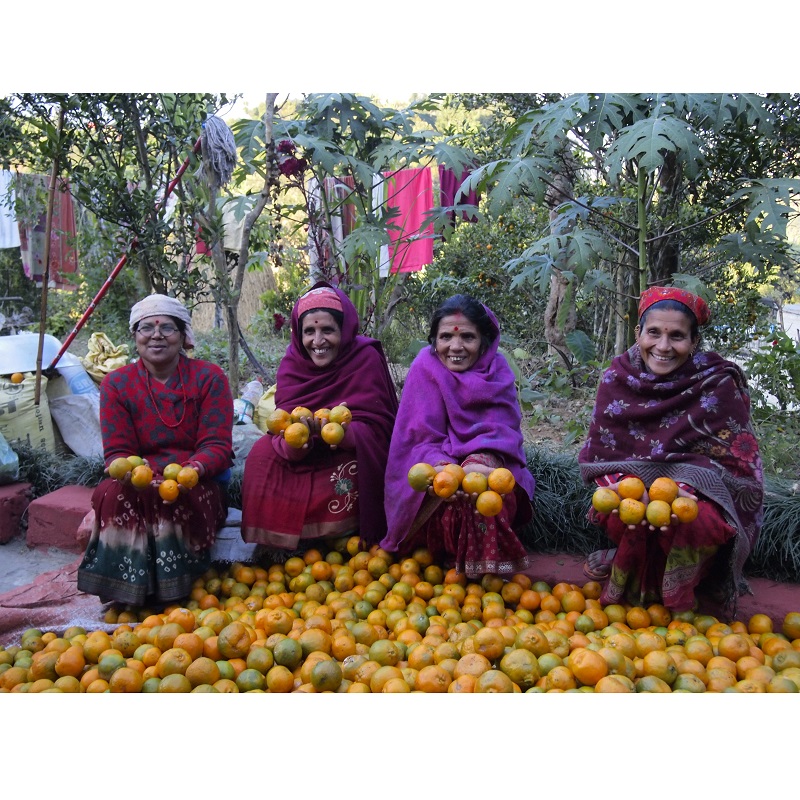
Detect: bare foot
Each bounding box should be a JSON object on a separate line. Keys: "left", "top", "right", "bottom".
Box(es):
{"left": 583, "top": 548, "right": 617, "bottom": 581}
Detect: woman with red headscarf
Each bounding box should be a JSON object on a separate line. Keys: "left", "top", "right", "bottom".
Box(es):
{"left": 241, "top": 282, "right": 398, "bottom": 551}
{"left": 579, "top": 286, "right": 764, "bottom": 614}
{"left": 380, "top": 294, "right": 535, "bottom": 578}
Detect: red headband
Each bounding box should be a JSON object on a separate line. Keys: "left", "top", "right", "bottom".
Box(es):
{"left": 296, "top": 287, "right": 343, "bottom": 317}
{"left": 638, "top": 287, "right": 710, "bottom": 326}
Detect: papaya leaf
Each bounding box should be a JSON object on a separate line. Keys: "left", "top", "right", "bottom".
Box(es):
{"left": 729, "top": 178, "right": 800, "bottom": 237}
{"left": 605, "top": 116, "right": 704, "bottom": 182}
{"left": 565, "top": 330, "right": 597, "bottom": 364}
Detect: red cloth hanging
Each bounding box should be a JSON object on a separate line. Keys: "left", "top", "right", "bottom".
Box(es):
{"left": 438, "top": 165, "right": 479, "bottom": 223}
{"left": 17, "top": 175, "right": 78, "bottom": 289}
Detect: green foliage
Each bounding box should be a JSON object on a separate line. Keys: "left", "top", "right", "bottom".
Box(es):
{"left": 3, "top": 93, "right": 230, "bottom": 302}
{"left": 752, "top": 412, "right": 800, "bottom": 479}
{"left": 231, "top": 93, "right": 476, "bottom": 335}
{"left": 391, "top": 204, "right": 551, "bottom": 353}
{"left": 192, "top": 327, "right": 285, "bottom": 389}
{"left": 743, "top": 329, "right": 800, "bottom": 412}
{"left": 748, "top": 475, "right": 800, "bottom": 583}
{"left": 464, "top": 92, "right": 800, "bottom": 350}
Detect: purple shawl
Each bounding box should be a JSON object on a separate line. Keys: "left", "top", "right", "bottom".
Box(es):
{"left": 276, "top": 281, "right": 398, "bottom": 540}
{"left": 380, "top": 305, "right": 535, "bottom": 552}
{"left": 578, "top": 344, "right": 764, "bottom": 594}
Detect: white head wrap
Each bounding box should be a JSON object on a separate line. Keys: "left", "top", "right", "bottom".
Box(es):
{"left": 129, "top": 294, "right": 196, "bottom": 348}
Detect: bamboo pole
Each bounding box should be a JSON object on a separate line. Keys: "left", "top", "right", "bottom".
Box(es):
{"left": 34, "top": 104, "right": 66, "bottom": 406}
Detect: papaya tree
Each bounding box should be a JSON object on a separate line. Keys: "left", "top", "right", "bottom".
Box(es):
{"left": 466, "top": 93, "right": 800, "bottom": 361}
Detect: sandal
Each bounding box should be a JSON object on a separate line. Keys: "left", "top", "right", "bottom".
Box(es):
{"left": 583, "top": 548, "right": 617, "bottom": 581}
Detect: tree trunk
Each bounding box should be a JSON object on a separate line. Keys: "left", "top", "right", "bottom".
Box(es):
{"left": 543, "top": 170, "right": 576, "bottom": 362}
{"left": 201, "top": 94, "right": 280, "bottom": 394}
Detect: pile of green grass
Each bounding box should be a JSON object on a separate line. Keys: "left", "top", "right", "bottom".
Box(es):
{"left": 10, "top": 444, "right": 800, "bottom": 585}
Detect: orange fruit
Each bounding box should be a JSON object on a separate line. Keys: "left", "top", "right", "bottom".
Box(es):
{"left": 432, "top": 471, "right": 460, "bottom": 498}
{"left": 416, "top": 664, "right": 452, "bottom": 693}
{"left": 617, "top": 476, "right": 645, "bottom": 500}
{"left": 475, "top": 490, "right": 503, "bottom": 518}
{"left": 645, "top": 500, "right": 673, "bottom": 528}
{"left": 311, "top": 659, "right": 343, "bottom": 692}
{"left": 265, "top": 408, "right": 292, "bottom": 434}
{"left": 126, "top": 455, "right": 145, "bottom": 468}
{"left": 648, "top": 476, "right": 680, "bottom": 504}
{"left": 320, "top": 422, "right": 345, "bottom": 446}
{"left": 328, "top": 404, "right": 352, "bottom": 426}
{"left": 108, "top": 457, "right": 134, "bottom": 480}
{"left": 284, "top": 422, "right": 310, "bottom": 449}
{"left": 313, "top": 407, "right": 331, "bottom": 421}
{"left": 487, "top": 467, "right": 516, "bottom": 495}
{"left": 130, "top": 464, "right": 154, "bottom": 489}
{"left": 217, "top": 622, "right": 252, "bottom": 660}
{"left": 290, "top": 406, "right": 313, "bottom": 422}
{"left": 461, "top": 471, "right": 488, "bottom": 496}
{"left": 671, "top": 496, "right": 699, "bottom": 523}
{"left": 592, "top": 487, "right": 620, "bottom": 513}
{"left": 158, "top": 479, "right": 180, "bottom": 502}
{"left": 162, "top": 463, "right": 182, "bottom": 481}
{"left": 442, "top": 463, "right": 467, "bottom": 484}
{"left": 782, "top": 612, "right": 800, "bottom": 640}
{"left": 618, "top": 497, "right": 646, "bottom": 525}
{"left": 177, "top": 467, "right": 199, "bottom": 488}
{"left": 10, "top": 372, "right": 24, "bottom": 384}
{"left": 407, "top": 462, "right": 436, "bottom": 492}
{"left": 568, "top": 647, "right": 609, "bottom": 686}
{"left": 109, "top": 666, "right": 144, "bottom": 693}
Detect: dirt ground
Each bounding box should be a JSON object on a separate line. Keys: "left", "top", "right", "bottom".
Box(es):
{"left": 0, "top": 535, "right": 79, "bottom": 596}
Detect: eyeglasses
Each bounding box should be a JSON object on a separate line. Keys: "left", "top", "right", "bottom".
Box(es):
{"left": 136, "top": 323, "right": 180, "bottom": 337}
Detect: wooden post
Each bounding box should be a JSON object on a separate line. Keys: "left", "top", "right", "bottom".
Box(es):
{"left": 34, "top": 104, "right": 66, "bottom": 406}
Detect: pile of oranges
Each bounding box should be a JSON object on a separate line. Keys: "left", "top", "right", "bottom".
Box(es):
{"left": 107, "top": 456, "right": 199, "bottom": 502}
{"left": 3, "top": 538, "right": 799, "bottom": 693}
{"left": 407, "top": 462, "right": 516, "bottom": 518}
{"left": 0, "top": 537, "right": 800, "bottom": 694}
{"left": 592, "top": 476, "right": 699, "bottom": 528}
{"left": 265, "top": 404, "right": 351, "bottom": 449}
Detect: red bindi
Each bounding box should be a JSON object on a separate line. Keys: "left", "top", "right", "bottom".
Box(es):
{"left": 453, "top": 326, "right": 459, "bottom": 331}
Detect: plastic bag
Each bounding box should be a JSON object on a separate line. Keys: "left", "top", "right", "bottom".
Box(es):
{"left": 82, "top": 332, "right": 130, "bottom": 383}
{"left": 0, "top": 430, "right": 19, "bottom": 485}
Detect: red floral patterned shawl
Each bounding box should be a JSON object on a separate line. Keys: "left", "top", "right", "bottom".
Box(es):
{"left": 578, "top": 344, "right": 764, "bottom": 592}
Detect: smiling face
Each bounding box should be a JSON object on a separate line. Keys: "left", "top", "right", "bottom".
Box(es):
{"left": 637, "top": 308, "right": 698, "bottom": 376}
{"left": 134, "top": 315, "right": 185, "bottom": 376}
{"left": 301, "top": 311, "right": 342, "bottom": 368}
{"left": 434, "top": 313, "right": 483, "bottom": 372}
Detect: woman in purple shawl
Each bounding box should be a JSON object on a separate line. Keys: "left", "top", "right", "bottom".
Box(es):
{"left": 380, "top": 295, "right": 535, "bottom": 577}
{"left": 242, "top": 282, "right": 398, "bottom": 551}
{"left": 579, "top": 286, "right": 764, "bottom": 614}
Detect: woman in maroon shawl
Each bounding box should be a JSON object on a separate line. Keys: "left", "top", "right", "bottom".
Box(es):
{"left": 579, "top": 286, "right": 764, "bottom": 613}
{"left": 380, "top": 295, "right": 535, "bottom": 577}
{"left": 77, "top": 294, "right": 234, "bottom": 607}
{"left": 242, "top": 282, "right": 398, "bottom": 551}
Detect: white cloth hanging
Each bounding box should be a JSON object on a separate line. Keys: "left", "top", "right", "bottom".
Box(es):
{"left": 0, "top": 170, "right": 21, "bottom": 249}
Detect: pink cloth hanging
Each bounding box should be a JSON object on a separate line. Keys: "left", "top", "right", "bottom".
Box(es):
{"left": 384, "top": 167, "right": 433, "bottom": 273}
{"left": 438, "top": 165, "right": 479, "bottom": 223}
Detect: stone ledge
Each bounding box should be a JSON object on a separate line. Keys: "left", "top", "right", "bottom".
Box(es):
{"left": 0, "top": 482, "right": 33, "bottom": 545}
{"left": 26, "top": 485, "right": 94, "bottom": 553}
